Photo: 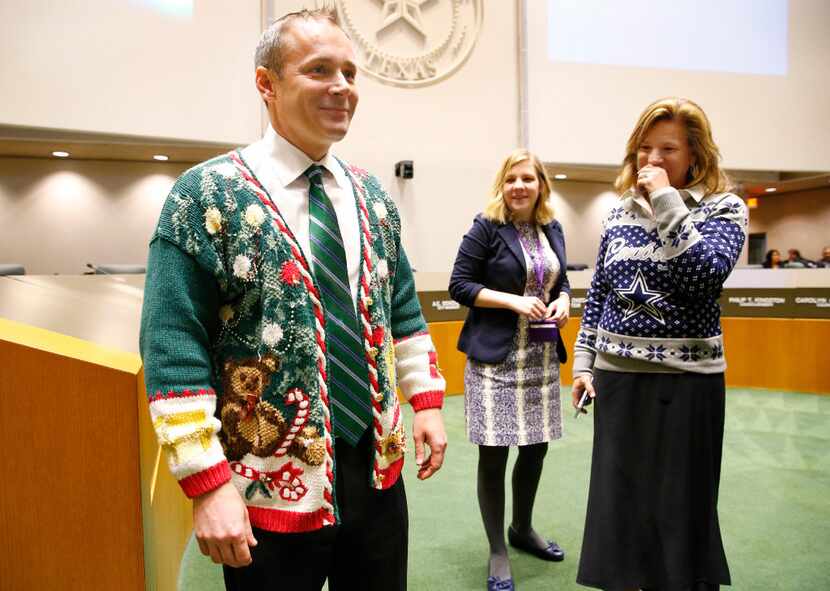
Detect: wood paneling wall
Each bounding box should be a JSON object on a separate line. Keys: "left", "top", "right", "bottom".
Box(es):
{"left": 427, "top": 318, "right": 830, "bottom": 395}
{"left": 0, "top": 340, "right": 145, "bottom": 591}
{"left": 720, "top": 318, "right": 830, "bottom": 393}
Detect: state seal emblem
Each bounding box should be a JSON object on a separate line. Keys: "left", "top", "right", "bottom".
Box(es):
{"left": 332, "top": 0, "right": 484, "bottom": 88}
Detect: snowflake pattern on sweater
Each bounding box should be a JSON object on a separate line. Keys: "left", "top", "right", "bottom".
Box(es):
{"left": 573, "top": 185, "right": 747, "bottom": 375}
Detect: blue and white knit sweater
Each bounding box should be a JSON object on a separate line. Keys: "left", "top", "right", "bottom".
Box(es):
{"left": 572, "top": 185, "right": 748, "bottom": 375}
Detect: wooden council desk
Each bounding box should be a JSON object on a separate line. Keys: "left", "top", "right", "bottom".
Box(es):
{"left": 1, "top": 269, "right": 827, "bottom": 590}
{"left": 415, "top": 269, "right": 830, "bottom": 396}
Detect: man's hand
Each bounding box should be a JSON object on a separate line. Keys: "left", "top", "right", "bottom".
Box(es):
{"left": 571, "top": 373, "right": 596, "bottom": 414}
{"left": 193, "top": 481, "right": 257, "bottom": 567}
{"left": 412, "top": 408, "right": 447, "bottom": 480}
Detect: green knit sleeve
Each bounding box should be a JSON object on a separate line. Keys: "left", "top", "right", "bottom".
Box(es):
{"left": 389, "top": 245, "right": 445, "bottom": 409}
{"left": 140, "top": 235, "right": 220, "bottom": 394}
{"left": 390, "top": 246, "right": 426, "bottom": 338}
{"left": 138, "top": 172, "right": 233, "bottom": 497}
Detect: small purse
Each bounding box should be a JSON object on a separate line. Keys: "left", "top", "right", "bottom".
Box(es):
{"left": 517, "top": 225, "right": 558, "bottom": 344}
{"left": 528, "top": 320, "right": 558, "bottom": 343}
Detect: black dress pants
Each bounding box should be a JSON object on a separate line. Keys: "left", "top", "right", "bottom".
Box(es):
{"left": 223, "top": 428, "right": 408, "bottom": 591}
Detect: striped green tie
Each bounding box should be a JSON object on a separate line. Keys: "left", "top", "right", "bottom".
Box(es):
{"left": 305, "top": 165, "right": 372, "bottom": 445}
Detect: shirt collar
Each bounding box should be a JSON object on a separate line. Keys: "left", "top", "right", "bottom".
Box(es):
{"left": 680, "top": 184, "right": 706, "bottom": 204}
{"left": 626, "top": 184, "right": 706, "bottom": 213}
{"left": 262, "top": 126, "right": 349, "bottom": 190}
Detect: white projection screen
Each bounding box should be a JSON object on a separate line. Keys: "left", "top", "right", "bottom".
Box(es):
{"left": 526, "top": 0, "right": 830, "bottom": 172}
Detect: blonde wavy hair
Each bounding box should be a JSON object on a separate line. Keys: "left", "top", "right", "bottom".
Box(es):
{"left": 483, "top": 149, "right": 555, "bottom": 225}
{"left": 614, "top": 97, "right": 731, "bottom": 196}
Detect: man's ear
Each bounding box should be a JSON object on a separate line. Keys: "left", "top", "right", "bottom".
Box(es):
{"left": 255, "top": 66, "right": 277, "bottom": 104}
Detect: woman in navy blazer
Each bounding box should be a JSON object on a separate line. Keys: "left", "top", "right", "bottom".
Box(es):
{"left": 449, "top": 149, "right": 570, "bottom": 591}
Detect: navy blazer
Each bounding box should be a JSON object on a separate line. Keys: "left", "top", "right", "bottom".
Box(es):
{"left": 448, "top": 214, "right": 570, "bottom": 364}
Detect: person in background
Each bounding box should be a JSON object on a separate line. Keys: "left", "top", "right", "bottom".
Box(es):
{"left": 572, "top": 97, "right": 747, "bottom": 591}
{"left": 786, "top": 248, "right": 817, "bottom": 268}
{"left": 817, "top": 246, "right": 830, "bottom": 267}
{"left": 449, "top": 148, "right": 571, "bottom": 591}
{"left": 763, "top": 249, "right": 784, "bottom": 268}
{"left": 139, "top": 9, "right": 446, "bottom": 590}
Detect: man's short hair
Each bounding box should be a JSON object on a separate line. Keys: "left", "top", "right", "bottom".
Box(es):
{"left": 255, "top": 8, "right": 342, "bottom": 78}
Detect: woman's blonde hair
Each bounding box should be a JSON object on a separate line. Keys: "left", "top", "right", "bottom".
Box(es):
{"left": 614, "top": 97, "right": 731, "bottom": 196}
{"left": 483, "top": 149, "right": 555, "bottom": 225}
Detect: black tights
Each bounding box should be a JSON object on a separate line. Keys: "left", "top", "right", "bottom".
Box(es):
{"left": 477, "top": 443, "right": 548, "bottom": 578}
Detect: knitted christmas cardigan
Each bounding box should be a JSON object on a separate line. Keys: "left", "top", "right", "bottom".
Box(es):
{"left": 139, "top": 151, "right": 445, "bottom": 533}
{"left": 572, "top": 185, "right": 747, "bottom": 376}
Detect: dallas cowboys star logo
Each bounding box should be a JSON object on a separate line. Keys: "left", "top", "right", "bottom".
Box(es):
{"left": 615, "top": 269, "right": 668, "bottom": 325}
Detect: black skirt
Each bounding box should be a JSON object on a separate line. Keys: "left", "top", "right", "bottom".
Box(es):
{"left": 576, "top": 369, "right": 731, "bottom": 591}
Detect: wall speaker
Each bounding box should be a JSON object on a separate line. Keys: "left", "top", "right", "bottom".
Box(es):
{"left": 394, "top": 160, "right": 414, "bottom": 179}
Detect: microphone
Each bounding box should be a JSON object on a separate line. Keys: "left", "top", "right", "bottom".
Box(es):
{"left": 86, "top": 262, "right": 113, "bottom": 276}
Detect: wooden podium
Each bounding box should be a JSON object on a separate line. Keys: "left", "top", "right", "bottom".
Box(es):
{"left": 0, "top": 276, "right": 190, "bottom": 591}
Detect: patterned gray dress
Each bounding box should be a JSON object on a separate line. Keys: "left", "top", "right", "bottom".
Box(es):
{"left": 464, "top": 222, "right": 563, "bottom": 446}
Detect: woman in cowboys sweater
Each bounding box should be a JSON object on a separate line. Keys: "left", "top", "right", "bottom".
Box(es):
{"left": 573, "top": 98, "right": 747, "bottom": 591}
{"left": 450, "top": 149, "right": 571, "bottom": 591}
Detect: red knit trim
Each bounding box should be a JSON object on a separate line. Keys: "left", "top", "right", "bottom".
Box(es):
{"left": 230, "top": 151, "right": 336, "bottom": 525}
{"left": 409, "top": 390, "right": 445, "bottom": 411}
{"left": 347, "top": 164, "right": 369, "bottom": 179}
{"left": 247, "top": 506, "right": 332, "bottom": 533}
{"left": 377, "top": 457, "right": 404, "bottom": 490}
{"left": 148, "top": 387, "right": 215, "bottom": 403}
{"left": 345, "top": 168, "right": 386, "bottom": 484}
{"left": 179, "top": 461, "right": 232, "bottom": 498}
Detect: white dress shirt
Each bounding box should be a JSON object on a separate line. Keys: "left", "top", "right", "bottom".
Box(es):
{"left": 240, "top": 127, "right": 361, "bottom": 302}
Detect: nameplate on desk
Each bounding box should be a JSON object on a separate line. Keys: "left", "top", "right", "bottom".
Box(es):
{"left": 794, "top": 296, "right": 830, "bottom": 308}
{"left": 570, "top": 296, "right": 587, "bottom": 310}
{"left": 726, "top": 296, "right": 787, "bottom": 308}
{"left": 417, "top": 291, "right": 468, "bottom": 322}
{"left": 566, "top": 289, "right": 588, "bottom": 317}
{"left": 718, "top": 288, "right": 830, "bottom": 319}
{"left": 432, "top": 300, "right": 460, "bottom": 311}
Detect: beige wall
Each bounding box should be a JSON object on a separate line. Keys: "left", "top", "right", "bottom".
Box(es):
{"left": 0, "top": 0, "right": 800, "bottom": 276}
{"left": 748, "top": 187, "right": 830, "bottom": 261}
{"left": 0, "top": 160, "right": 624, "bottom": 277}
{"left": 0, "top": 158, "right": 185, "bottom": 275}
{"left": 325, "top": 0, "right": 521, "bottom": 272}
{"left": 549, "top": 181, "right": 619, "bottom": 266}
{"left": 526, "top": 0, "right": 830, "bottom": 171}
{"left": 0, "top": 1, "right": 524, "bottom": 276}
{"left": 0, "top": 1, "right": 262, "bottom": 144}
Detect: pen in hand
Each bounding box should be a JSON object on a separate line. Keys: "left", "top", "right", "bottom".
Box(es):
{"left": 574, "top": 390, "right": 591, "bottom": 419}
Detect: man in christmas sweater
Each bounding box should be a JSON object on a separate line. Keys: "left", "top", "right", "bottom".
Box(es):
{"left": 139, "top": 9, "right": 446, "bottom": 590}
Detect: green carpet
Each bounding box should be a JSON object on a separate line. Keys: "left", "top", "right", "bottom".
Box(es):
{"left": 178, "top": 388, "right": 830, "bottom": 590}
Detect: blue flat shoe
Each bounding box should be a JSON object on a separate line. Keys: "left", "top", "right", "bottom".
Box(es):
{"left": 487, "top": 575, "right": 515, "bottom": 591}
{"left": 508, "top": 525, "right": 565, "bottom": 562}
